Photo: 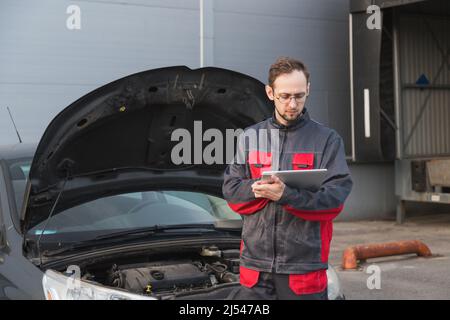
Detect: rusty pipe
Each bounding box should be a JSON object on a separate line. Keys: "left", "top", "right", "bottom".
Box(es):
{"left": 342, "top": 240, "right": 432, "bottom": 270}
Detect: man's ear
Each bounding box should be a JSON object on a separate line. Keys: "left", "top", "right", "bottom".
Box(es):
{"left": 306, "top": 82, "right": 311, "bottom": 96}
{"left": 265, "top": 85, "right": 274, "bottom": 101}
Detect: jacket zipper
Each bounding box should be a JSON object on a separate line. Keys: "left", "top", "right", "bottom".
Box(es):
{"left": 272, "top": 128, "right": 287, "bottom": 272}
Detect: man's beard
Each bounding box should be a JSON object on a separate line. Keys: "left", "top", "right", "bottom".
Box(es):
{"left": 281, "top": 111, "right": 300, "bottom": 121}
{"left": 275, "top": 106, "right": 302, "bottom": 123}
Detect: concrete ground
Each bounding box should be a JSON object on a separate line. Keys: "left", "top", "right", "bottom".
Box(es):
{"left": 329, "top": 213, "right": 450, "bottom": 300}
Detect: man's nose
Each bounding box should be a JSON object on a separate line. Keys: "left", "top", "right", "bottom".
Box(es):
{"left": 288, "top": 98, "right": 298, "bottom": 107}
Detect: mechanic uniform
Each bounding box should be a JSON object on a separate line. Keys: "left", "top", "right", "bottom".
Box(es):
{"left": 222, "top": 108, "right": 353, "bottom": 300}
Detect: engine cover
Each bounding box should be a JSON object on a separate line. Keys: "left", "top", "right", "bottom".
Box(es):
{"left": 108, "top": 263, "right": 213, "bottom": 294}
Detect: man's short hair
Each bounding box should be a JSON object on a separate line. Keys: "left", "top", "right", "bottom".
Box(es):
{"left": 268, "top": 57, "right": 310, "bottom": 87}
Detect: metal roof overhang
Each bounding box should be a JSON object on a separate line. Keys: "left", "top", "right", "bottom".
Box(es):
{"left": 350, "top": 0, "right": 428, "bottom": 13}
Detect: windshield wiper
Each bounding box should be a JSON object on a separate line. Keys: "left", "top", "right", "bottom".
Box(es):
{"left": 92, "top": 223, "right": 219, "bottom": 241}
{"left": 89, "top": 220, "right": 242, "bottom": 241}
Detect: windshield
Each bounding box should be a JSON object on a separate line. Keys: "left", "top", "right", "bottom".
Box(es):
{"left": 6, "top": 158, "right": 31, "bottom": 216}
{"left": 7, "top": 158, "right": 241, "bottom": 239}
{"left": 30, "top": 190, "right": 241, "bottom": 235}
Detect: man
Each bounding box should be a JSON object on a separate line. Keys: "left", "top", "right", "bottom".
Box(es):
{"left": 223, "top": 57, "right": 353, "bottom": 300}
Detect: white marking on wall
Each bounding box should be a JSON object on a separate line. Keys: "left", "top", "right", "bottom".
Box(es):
{"left": 364, "top": 88, "right": 371, "bottom": 138}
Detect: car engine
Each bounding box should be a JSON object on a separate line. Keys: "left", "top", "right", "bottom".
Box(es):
{"left": 81, "top": 245, "right": 241, "bottom": 299}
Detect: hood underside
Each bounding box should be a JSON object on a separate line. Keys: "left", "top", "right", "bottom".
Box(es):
{"left": 22, "top": 66, "right": 272, "bottom": 231}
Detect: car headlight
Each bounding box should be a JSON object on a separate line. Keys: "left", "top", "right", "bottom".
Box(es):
{"left": 42, "top": 269, "right": 156, "bottom": 300}
{"left": 327, "top": 264, "right": 344, "bottom": 300}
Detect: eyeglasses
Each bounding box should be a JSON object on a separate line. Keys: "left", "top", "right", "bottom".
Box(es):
{"left": 274, "top": 91, "right": 307, "bottom": 104}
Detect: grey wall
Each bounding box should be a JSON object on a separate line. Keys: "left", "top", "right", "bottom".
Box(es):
{"left": 0, "top": 0, "right": 201, "bottom": 145}
{"left": 212, "top": 0, "right": 351, "bottom": 147}
{"left": 0, "top": 0, "right": 398, "bottom": 220}
{"left": 338, "top": 163, "right": 396, "bottom": 221}
{"left": 0, "top": 0, "right": 350, "bottom": 148}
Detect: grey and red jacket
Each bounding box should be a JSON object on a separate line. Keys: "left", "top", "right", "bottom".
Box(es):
{"left": 222, "top": 108, "right": 353, "bottom": 293}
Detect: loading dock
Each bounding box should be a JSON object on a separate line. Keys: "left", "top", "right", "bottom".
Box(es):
{"left": 349, "top": 0, "right": 450, "bottom": 223}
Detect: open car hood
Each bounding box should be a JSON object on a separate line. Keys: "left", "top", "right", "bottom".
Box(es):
{"left": 21, "top": 66, "right": 272, "bottom": 231}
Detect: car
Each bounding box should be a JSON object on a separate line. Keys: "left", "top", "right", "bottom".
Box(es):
{"left": 0, "top": 66, "right": 344, "bottom": 300}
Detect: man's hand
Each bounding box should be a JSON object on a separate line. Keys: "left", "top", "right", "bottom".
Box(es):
{"left": 251, "top": 175, "right": 286, "bottom": 201}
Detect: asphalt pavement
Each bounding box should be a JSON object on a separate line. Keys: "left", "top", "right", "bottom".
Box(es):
{"left": 330, "top": 213, "right": 450, "bottom": 299}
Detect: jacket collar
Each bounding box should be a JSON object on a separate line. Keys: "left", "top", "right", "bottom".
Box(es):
{"left": 269, "top": 107, "right": 310, "bottom": 130}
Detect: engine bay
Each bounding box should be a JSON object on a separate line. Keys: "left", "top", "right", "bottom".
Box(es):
{"left": 77, "top": 245, "right": 241, "bottom": 299}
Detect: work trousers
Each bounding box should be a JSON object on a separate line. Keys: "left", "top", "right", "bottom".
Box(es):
{"left": 228, "top": 272, "right": 328, "bottom": 300}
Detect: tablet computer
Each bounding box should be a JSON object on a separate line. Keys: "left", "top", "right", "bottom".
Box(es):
{"left": 261, "top": 169, "right": 327, "bottom": 191}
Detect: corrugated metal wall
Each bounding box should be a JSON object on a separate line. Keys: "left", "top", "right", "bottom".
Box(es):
{"left": 0, "top": 0, "right": 201, "bottom": 145}
{"left": 0, "top": 0, "right": 351, "bottom": 153}
{"left": 0, "top": 0, "right": 396, "bottom": 220}
{"left": 399, "top": 14, "right": 450, "bottom": 158}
